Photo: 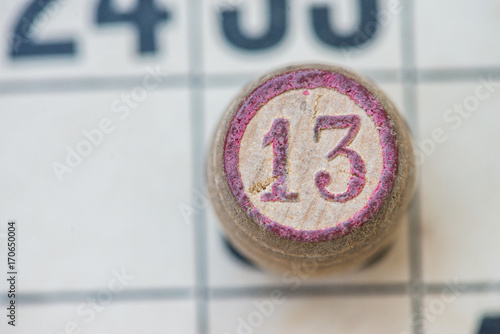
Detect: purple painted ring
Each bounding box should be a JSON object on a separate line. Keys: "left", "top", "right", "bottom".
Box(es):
{"left": 223, "top": 68, "right": 399, "bottom": 242}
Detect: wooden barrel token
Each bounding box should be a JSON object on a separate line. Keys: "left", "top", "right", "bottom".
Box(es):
{"left": 207, "top": 64, "right": 415, "bottom": 276}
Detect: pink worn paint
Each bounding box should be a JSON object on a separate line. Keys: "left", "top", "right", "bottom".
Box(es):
{"left": 303, "top": 90, "right": 310, "bottom": 96}
{"left": 223, "top": 68, "right": 399, "bottom": 242}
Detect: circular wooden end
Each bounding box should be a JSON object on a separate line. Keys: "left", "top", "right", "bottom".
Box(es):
{"left": 208, "top": 64, "right": 415, "bottom": 275}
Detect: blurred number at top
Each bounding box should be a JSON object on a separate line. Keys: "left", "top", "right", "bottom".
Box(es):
{"left": 0, "top": 0, "right": 402, "bottom": 80}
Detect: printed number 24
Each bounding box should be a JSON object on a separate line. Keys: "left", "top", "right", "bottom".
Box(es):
{"left": 10, "top": 0, "right": 169, "bottom": 57}
{"left": 261, "top": 115, "right": 366, "bottom": 203}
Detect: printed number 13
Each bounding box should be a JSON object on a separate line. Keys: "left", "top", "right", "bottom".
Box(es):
{"left": 261, "top": 115, "right": 366, "bottom": 203}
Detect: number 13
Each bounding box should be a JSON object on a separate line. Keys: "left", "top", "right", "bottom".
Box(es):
{"left": 261, "top": 115, "right": 366, "bottom": 203}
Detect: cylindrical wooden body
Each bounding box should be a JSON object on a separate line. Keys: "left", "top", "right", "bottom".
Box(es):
{"left": 207, "top": 64, "right": 415, "bottom": 276}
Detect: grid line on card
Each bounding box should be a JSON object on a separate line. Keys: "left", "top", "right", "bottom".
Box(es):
{"left": 5, "top": 281, "right": 500, "bottom": 305}
{"left": 187, "top": 0, "right": 209, "bottom": 333}
{"left": 2, "top": 69, "right": 500, "bottom": 95}
{"left": 400, "top": 1, "right": 424, "bottom": 334}
{"left": 210, "top": 283, "right": 409, "bottom": 300}
{"left": 190, "top": 81, "right": 208, "bottom": 334}
{"left": 0, "top": 75, "right": 189, "bottom": 95}
{"left": 11, "top": 288, "right": 192, "bottom": 304}
{"left": 418, "top": 67, "right": 500, "bottom": 82}
{"left": 0, "top": 70, "right": 400, "bottom": 95}
{"left": 425, "top": 282, "right": 500, "bottom": 295}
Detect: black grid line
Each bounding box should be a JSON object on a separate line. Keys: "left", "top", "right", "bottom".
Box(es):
{"left": 187, "top": 0, "right": 209, "bottom": 333}
{"left": 424, "top": 282, "right": 500, "bottom": 295}
{"left": 3, "top": 281, "right": 500, "bottom": 305}
{"left": 9, "top": 288, "right": 192, "bottom": 304}
{"left": 210, "top": 283, "right": 409, "bottom": 300}
{"left": 418, "top": 67, "right": 500, "bottom": 82}
{"left": 0, "top": 75, "right": 189, "bottom": 95}
{"left": 1, "top": 68, "right": 500, "bottom": 95}
{"left": 400, "top": 1, "right": 424, "bottom": 334}
{"left": 408, "top": 194, "right": 424, "bottom": 334}
{"left": 190, "top": 81, "right": 209, "bottom": 334}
